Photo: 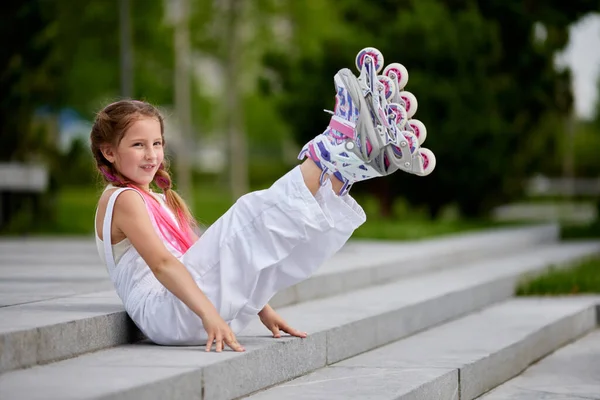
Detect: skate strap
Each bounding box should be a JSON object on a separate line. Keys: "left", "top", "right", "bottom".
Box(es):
{"left": 329, "top": 115, "right": 356, "bottom": 139}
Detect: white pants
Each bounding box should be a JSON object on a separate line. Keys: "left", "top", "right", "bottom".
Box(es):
{"left": 140, "top": 166, "right": 366, "bottom": 345}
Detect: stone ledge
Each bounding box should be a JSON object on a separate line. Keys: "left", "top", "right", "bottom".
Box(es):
{"left": 480, "top": 326, "right": 600, "bottom": 399}
{"left": 246, "top": 297, "right": 600, "bottom": 400}
{"left": 0, "top": 224, "right": 560, "bottom": 373}
{"left": 0, "top": 243, "right": 598, "bottom": 399}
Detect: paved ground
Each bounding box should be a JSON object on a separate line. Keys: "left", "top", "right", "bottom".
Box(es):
{"left": 0, "top": 237, "right": 112, "bottom": 307}
{"left": 0, "top": 226, "right": 559, "bottom": 308}
{"left": 0, "top": 236, "right": 417, "bottom": 307}
{"left": 480, "top": 329, "right": 600, "bottom": 399}
{"left": 1, "top": 226, "right": 598, "bottom": 400}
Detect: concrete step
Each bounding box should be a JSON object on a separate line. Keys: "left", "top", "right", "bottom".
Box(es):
{"left": 0, "top": 224, "right": 560, "bottom": 373}
{"left": 0, "top": 241, "right": 597, "bottom": 399}
{"left": 0, "top": 224, "right": 559, "bottom": 307}
{"left": 479, "top": 327, "right": 600, "bottom": 399}
{"left": 244, "top": 297, "right": 599, "bottom": 400}
{"left": 271, "top": 224, "right": 559, "bottom": 308}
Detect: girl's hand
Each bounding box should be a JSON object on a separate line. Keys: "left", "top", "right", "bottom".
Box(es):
{"left": 259, "top": 305, "right": 307, "bottom": 339}
{"left": 202, "top": 311, "right": 245, "bottom": 352}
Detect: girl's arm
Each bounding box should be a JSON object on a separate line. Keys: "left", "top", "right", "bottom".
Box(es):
{"left": 112, "top": 190, "right": 244, "bottom": 352}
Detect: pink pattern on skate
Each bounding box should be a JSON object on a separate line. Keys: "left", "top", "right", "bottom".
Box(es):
{"left": 391, "top": 133, "right": 417, "bottom": 157}
{"left": 387, "top": 67, "right": 404, "bottom": 81}
{"left": 381, "top": 78, "right": 394, "bottom": 99}
{"left": 326, "top": 127, "right": 347, "bottom": 146}
{"left": 334, "top": 85, "right": 359, "bottom": 124}
{"left": 421, "top": 152, "right": 429, "bottom": 168}
{"left": 401, "top": 95, "right": 411, "bottom": 113}
{"left": 378, "top": 108, "right": 391, "bottom": 129}
{"left": 329, "top": 117, "right": 355, "bottom": 139}
{"left": 308, "top": 142, "right": 320, "bottom": 163}
{"left": 357, "top": 49, "right": 382, "bottom": 70}
{"left": 410, "top": 123, "right": 420, "bottom": 137}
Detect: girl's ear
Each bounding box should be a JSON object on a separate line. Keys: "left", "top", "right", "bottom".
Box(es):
{"left": 101, "top": 146, "right": 116, "bottom": 164}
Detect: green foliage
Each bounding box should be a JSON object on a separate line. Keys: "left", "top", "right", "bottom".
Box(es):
{"left": 3, "top": 0, "right": 600, "bottom": 234}
{"left": 54, "top": 138, "right": 97, "bottom": 186}
{"left": 0, "top": 1, "right": 60, "bottom": 162}
{"left": 561, "top": 220, "right": 600, "bottom": 240}
{"left": 516, "top": 256, "right": 600, "bottom": 295}
{"left": 269, "top": 0, "right": 599, "bottom": 219}
{"left": 50, "top": 0, "right": 175, "bottom": 117}
{"left": 572, "top": 120, "right": 600, "bottom": 177}
{"left": 0, "top": 180, "right": 516, "bottom": 239}
{"left": 594, "top": 73, "right": 600, "bottom": 132}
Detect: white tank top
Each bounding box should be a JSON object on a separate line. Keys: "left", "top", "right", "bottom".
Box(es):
{"left": 96, "top": 186, "right": 183, "bottom": 315}
{"left": 94, "top": 185, "right": 178, "bottom": 265}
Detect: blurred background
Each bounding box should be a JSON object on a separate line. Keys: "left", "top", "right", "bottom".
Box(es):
{"left": 2, "top": 0, "right": 600, "bottom": 241}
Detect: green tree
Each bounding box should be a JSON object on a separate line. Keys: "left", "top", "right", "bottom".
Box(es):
{"left": 594, "top": 73, "right": 600, "bottom": 131}
{"left": 0, "top": 1, "right": 60, "bottom": 162}
{"left": 269, "top": 0, "right": 599, "bottom": 219}
{"left": 0, "top": 1, "right": 63, "bottom": 232}
{"left": 51, "top": 0, "right": 175, "bottom": 117}
{"left": 187, "top": 0, "right": 344, "bottom": 198}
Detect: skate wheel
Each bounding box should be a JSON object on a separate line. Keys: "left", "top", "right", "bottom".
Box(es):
{"left": 401, "top": 130, "right": 419, "bottom": 154}
{"left": 387, "top": 102, "right": 408, "bottom": 130}
{"left": 418, "top": 148, "right": 436, "bottom": 175}
{"left": 378, "top": 75, "right": 396, "bottom": 102}
{"left": 407, "top": 119, "right": 427, "bottom": 145}
{"left": 399, "top": 91, "right": 418, "bottom": 118}
{"left": 355, "top": 47, "right": 384, "bottom": 74}
{"left": 383, "top": 63, "right": 409, "bottom": 91}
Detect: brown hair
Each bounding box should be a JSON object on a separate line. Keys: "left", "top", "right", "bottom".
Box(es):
{"left": 90, "top": 99, "right": 197, "bottom": 233}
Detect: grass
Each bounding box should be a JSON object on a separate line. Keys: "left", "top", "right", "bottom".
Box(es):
{"left": 351, "top": 217, "right": 515, "bottom": 241}
{"left": 561, "top": 222, "right": 600, "bottom": 240}
{"left": 516, "top": 256, "right": 600, "bottom": 296}
{"left": 348, "top": 192, "right": 523, "bottom": 240}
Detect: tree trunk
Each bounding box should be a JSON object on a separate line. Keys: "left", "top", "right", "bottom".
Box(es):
{"left": 224, "top": 0, "right": 249, "bottom": 200}
{"left": 119, "top": 0, "right": 133, "bottom": 98}
{"left": 173, "top": 0, "right": 193, "bottom": 203}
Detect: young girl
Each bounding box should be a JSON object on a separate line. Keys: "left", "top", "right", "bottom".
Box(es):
{"left": 92, "top": 48, "right": 435, "bottom": 353}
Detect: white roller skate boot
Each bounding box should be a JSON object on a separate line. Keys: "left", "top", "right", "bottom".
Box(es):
{"left": 298, "top": 47, "right": 436, "bottom": 194}
{"left": 298, "top": 49, "right": 397, "bottom": 195}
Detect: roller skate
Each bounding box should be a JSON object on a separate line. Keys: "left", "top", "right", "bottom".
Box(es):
{"left": 298, "top": 47, "right": 436, "bottom": 195}
{"left": 371, "top": 50, "right": 436, "bottom": 176}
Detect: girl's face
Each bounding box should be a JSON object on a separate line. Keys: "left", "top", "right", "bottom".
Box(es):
{"left": 103, "top": 117, "right": 164, "bottom": 190}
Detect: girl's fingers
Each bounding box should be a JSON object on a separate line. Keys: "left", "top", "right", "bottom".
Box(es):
{"left": 205, "top": 335, "right": 214, "bottom": 352}
{"left": 280, "top": 324, "right": 307, "bottom": 338}
{"left": 226, "top": 335, "right": 245, "bottom": 352}
{"left": 215, "top": 335, "right": 224, "bottom": 352}
{"left": 270, "top": 325, "right": 281, "bottom": 338}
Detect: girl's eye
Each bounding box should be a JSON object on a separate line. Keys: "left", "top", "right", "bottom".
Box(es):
{"left": 154, "top": 141, "right": 163, "bottom": 146}
{"left": 133, "top": 143, "right": 143, "bottom": 147}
